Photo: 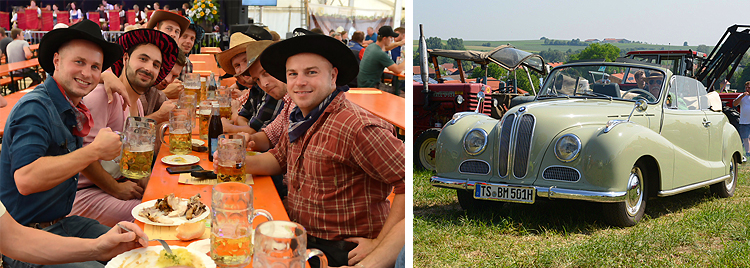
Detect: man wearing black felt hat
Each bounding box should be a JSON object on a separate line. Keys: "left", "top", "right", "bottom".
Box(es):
{"left": 0, "top": 20, "right": 149, "bottom": 267}
{"left": 241, "top": 28, "right": 405, "bottom": 267}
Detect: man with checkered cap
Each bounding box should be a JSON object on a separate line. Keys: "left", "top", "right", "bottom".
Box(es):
{"left": 0, "top": 19, "right": 148, "bottom": 268}
{"left": 242, "top": 28, "right": 405, "bottom": 267}
{"left": 69, "top": 28, "right": 180, "bottom": 227}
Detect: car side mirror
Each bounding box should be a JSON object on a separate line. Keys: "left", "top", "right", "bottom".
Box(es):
{"left": 627, "top": 99, "right": 648, "bottom": 122}
{"left": 475, "top": 91, "right": 485, "bottom": 113}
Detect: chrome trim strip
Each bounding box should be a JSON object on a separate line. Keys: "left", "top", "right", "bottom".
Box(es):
{"left": 430, "top": 176, "right": 626, "bottom": 203}
{"left": 458, "top": 159, "right": 491, "bottom": 175}
{"left": 542, "top": 165, "right": 581, "bottom": 182}
{"left": 513, "top": 114, "right": 536, "bottom": 179}
{"left": 657, "top": 174, "right": 731, "bottom": 197}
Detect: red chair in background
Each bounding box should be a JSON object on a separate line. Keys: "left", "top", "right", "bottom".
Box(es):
{"left": 17, "top": 11, "right": 26, "bottom": 29}
{"left": 25, "top": 8, "right": 39, "bottom": 30}
{"left": 0, "top": 12, "right": 9, "bottom": 30}
{"left": 40, "top": 10, "right": 53, "bottom": 31}
{"left": 56, "top": 14, "right": 69, "bottom": 26}
{"left": 87, "top": 12, "right": 99, "bottom": 24}
{"left": 108, "top": 10, "right": 120, "bottom": 31}
{"left": 126, "top": 10, "right": 135, "bottom": 25}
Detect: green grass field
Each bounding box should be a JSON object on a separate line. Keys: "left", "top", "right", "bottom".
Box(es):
{"left": 415, "top": 39, "right": 704, "bottom": 54}
{"left": 413, "top": 166, "right": 750, "bottom": 267}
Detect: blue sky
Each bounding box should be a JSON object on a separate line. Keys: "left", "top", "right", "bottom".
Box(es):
{"left": 413, "top": 0, "right": 750, "bottom": 46}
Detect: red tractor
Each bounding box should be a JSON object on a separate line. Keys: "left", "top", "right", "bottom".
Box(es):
{"left": 621, "top": 24, "right": 750, "bottom": 128}
{"left": 414, "top": 25, "right": 547, "bottom": 170}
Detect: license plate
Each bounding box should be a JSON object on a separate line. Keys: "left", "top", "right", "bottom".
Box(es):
{"left": 474, "top": 183, "right": 535, "bottom": 203}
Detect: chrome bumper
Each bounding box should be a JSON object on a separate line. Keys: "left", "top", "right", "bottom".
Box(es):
{"left": 430, "top": 176, "right": 627, "bottom": 203}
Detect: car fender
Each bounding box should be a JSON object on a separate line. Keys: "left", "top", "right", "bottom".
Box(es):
{"left": 536, "top": 122, "right": 675, "bottom": 192}
{"left": 722, "top": 120, "right": 744, "bottom": 164}
{"left": 435, "top": 114, "right": 498, "bottom": 175}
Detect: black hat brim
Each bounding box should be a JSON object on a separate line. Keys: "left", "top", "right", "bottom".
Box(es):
{"left": 39, "top": 21, "right": 124, "bottom": 76}
{"left": 259, "top": 35, "right": 358, "bottom": 86}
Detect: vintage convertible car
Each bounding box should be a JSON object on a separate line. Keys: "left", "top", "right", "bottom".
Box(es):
{"left": 430, "top": 61, "right": 744, "bottom": 226}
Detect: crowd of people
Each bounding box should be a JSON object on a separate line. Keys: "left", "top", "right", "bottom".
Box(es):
{"left": 0, "top": 7, "right": 406, "bottom": 268}
{"left": 7, "top": 0, "right": 211, "bottom": 32}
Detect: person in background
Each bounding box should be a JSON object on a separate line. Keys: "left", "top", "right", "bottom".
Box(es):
{"left": 181, "top": 3, "right": 190, "bottom": 16}
{"left": 733, "top": 81, "right": 750, "bottom": 157}
{"left": 1, "top": 201, "right": 148, "bottom": 266}
{"left": 68, "top": 2, "right": 83, "bottom": 23}
{"left": 102, "top": 0, "right": 114, "bottom": 11}
{"left": 177, "top": 20, "right": 205, "bottom": 80}
{"left": 310, "top": 27, "right": 324, "bottom": 35}
{"left": 364, "top": 26, "right": 377, "bottom": 45}
{"left": 0, "top": 27, "right": 12, "bottom": 60}
{"left": 52, "top": 4, "right": 60, "bottom": 24}
{"left": 153, "top": 2, "right": 161, "bottom": 11}
{"left": 358, "top": 26, "right": 404, "bottom": 92}
{"left": 347, "top": 31, "right": 365, "bottom": 54}
{"left": 133, "top": 4, "right": 146, "bottom": 25}
{"left": 340, "top": 30, "right": 349, "bottom": 44}
{"left": 6, "top": 28, "right": 43, "bottom": 91}
{"left": 388, "top": 27, "right": 405, "bottom": 63}
{"left": 0, "top": 20, "right": 126, "bottom": 268}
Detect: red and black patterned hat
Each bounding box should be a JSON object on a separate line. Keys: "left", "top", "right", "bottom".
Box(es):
{"left": 111, "top": 28, "right": 180, "bottom": 85}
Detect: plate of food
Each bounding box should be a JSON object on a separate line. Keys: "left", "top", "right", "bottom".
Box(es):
{"left": 133, "top": 194, "right": 209, "bottom": 226}
{"left": 105, "top": 245, "right": 215, "bottom": 268}
{"left": 186, "top": 239, "right": 210, "bottom": 255}
{"left": 161, "top": 155, "right": 200, "bottom": 166}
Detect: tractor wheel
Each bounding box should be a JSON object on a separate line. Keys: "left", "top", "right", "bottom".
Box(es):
{"left": 415, "top": 129, "right": 440, "bottom": 171}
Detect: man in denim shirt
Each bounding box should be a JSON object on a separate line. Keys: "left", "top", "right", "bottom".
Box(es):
{"left": 0, "top": 20, "right": 127, "bottom": 267}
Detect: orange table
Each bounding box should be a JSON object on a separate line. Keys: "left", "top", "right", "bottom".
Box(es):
{"left": 200, "top": 47, "right": 221, "bottom": 54}
{"left": 136, "top": 137, "right": 289, "bottom": 248}
{"left": 0, "top": 88, "right": 31, "bottom": 136}
{"left": 0, "top": 58, "right": 40, "bottom": 77}
{"left": 346, "top": 88, "right": 405, "bottom": 130}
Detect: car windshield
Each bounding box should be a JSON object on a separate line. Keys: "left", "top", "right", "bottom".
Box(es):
{"left": 539, "top": 64, "right": 666, "bottom": 103}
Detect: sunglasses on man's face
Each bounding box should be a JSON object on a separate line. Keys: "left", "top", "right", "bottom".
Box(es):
{"left": 648, "top": 80, "right": 662, "bottom": 85}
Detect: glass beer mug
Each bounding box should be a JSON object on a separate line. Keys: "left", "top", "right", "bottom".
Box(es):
{"left": 119, "top": 117, "right": 157, "bottom": 179}
{"left": 160, "top": 108, "right": 193, "bottom": 155}
{"left": 211, "top": 182, "right": 272, "bottom": 267}
{"left": 216, "top": 134, "right": 246, "bottom": 183}
{"left": 253, "top": 221, "right": 328, "bottom": 268}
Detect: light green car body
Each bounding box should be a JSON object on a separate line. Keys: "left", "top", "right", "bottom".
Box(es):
{"left": 431, "top": 62, "right": 744, "bottom": 224}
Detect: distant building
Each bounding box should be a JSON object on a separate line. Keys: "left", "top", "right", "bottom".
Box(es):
{"left": 584, "top": 39, "right": 600, "bottom": 43}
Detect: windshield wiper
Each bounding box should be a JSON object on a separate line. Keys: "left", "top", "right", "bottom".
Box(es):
{"left": 575, "top": 91, "right": 612, "bottom": 100}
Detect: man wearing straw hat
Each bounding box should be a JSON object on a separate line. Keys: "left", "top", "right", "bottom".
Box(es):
{"left": 244, "top": 28, "right": 405, "bottom": 267}
{"left": 0, "top": 20, "right": 147, "bottom": 267}
{"left": 70, "top": 28, "right": 180, "bottom": 227}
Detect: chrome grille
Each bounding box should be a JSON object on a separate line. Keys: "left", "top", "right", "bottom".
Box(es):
{"left": 459, "top": 160, "right": 490, "bottom": 175}
{"left": 512, "top": 114, "right": 535, "bottom": 178}
{"left": 498, "top": 114, "right": 515, "bottom": 177}
{"left": 543, "top": 166, "right": 581, "bottom": 182}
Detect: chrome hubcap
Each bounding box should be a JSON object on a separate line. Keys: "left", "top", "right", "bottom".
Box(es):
{"left": 726, "top": 161, "right": 736, "bottom": 191}
{"left": 626, "top": 168, "right": 643, "bottom": 216}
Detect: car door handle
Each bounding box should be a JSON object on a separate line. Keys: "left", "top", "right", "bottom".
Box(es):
{"left": 703, "top": 118, "right": 711, "bottom": 127}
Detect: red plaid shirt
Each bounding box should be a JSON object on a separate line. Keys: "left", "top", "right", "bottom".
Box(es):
{"left": 262, "top": 94, "right": 294, "bottom": 146}
{"left": 270, "top": 93, "right": 405, "bottom": 240}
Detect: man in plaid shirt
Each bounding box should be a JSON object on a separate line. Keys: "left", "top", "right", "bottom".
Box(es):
{"left": 243, "top": 29, "right": 405, "bottom": 267}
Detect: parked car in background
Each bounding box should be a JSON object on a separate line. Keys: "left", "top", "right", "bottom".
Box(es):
{"left": 431, "top": 61, "right": 744, "bottom": 226}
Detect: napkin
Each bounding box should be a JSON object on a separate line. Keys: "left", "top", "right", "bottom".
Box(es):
{"left": 178, "top": 173, "right": 254, "bottom": 185}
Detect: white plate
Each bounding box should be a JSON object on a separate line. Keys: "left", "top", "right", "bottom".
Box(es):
{"left": 132, "top": 199, "right": 210, "bottom": 226}
{"left": 187, "top": 239, "right": 211, "bottom": 255}
{"left": 105, "top": 245, "right": 215, "bottom": 268}
{"left": 161, "top": 154, "right": 200, "bottom": 165}
{"left": 192, "top": 139, "right": 205, "bottom": 146}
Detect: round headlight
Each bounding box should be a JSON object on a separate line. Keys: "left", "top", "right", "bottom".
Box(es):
{"left": 463, "top": 128, "right": 488, "bottom": 155}
{"left": 456, "top": 95, "right": 464, "bottom": 105}
{"left": 555, "top": 134, "right": 581, "bottom": 162}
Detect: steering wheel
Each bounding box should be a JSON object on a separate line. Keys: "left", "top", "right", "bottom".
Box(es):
{"left": 625, "top": 88, "right": 657, "bottom": 102}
